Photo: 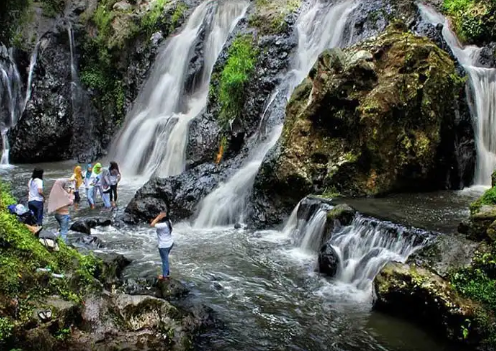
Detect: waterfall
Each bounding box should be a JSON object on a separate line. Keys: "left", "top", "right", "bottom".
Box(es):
{"left": 110, "top": 1, "right": 248, "bottom": 178}
{"left": 194, "top": 0, "right": 358, "bottom": 228}
{"left": 331, "top": 216, "right": 428, "bottom": 291}
{"left": 23, "top": 41, "right": 41, "bottom": 112}
{"left": 0, "top": 48, "right": 23, "bottom": 166}
{"left": 297, "top": 208, "right": 329, "bottom": 251}
{"left": 418, "top": 4, "right": 496, "bottom": 186}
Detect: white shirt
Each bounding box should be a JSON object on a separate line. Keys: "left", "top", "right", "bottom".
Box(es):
{"left": 156, "top": 222, "right": 173, "bottom": 248}
{"left": 28, "top": 178, "right": 43, "bottom": 202}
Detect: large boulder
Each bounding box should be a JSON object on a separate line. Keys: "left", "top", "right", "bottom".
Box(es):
{"left": 70, "top": 217, "right": 113, "bottom": 235}
{"left": 253, "top": 23, "right": 468, "bottom": 221}
{"left": 374, "top": 262, "right": 491, "bottom": 346}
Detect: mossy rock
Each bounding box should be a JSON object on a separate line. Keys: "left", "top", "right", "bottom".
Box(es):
{"left": 257, "top": 23, "right": 463, "bottom": 205}
{"left": 374, "top": 262, "right": 493, "bottom": 346}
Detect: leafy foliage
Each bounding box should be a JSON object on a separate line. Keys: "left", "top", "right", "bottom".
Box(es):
{"left": 0, "top": 0, "right": 31, "bottom": 47}
{"left": 217, "top": 35, "right": 259, "bottom": 127}
{"left": 450, "top": 245, "right": 496, "bottom": 344}
{"left": 443, "top": 0, "right": 496, "bottom": 44}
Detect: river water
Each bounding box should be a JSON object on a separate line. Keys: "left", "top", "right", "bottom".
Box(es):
{"left": 0, "top": 162, "right": 474, "bottom": 351}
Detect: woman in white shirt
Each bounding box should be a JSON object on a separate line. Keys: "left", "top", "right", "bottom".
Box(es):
{"left": 28, "top": 168, "right": 45, "bottom": 225}
{"left": 150, "top": 212, "right": 174, "bottom": 280}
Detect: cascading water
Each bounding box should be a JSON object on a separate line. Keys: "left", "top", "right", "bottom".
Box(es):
{"left": 0, "top": 48, "right": 23, "bottom": 166}
{"left": 297, "top": 208, "right": 329, "bottom": 251}
{"left": 110, "top": 1, "right": 248, "bottom": 178}
{"left": 194, "top": 0, "right": 358, "bottom": 228}
{"left": 418, "top": 4, "right": 496, "bottom": 186}
{"left": 330, "top": 215, "right": 429, "bottom": 291}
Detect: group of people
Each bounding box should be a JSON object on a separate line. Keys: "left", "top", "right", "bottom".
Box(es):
{"left": 26, "top": 162, "right": 174, "bottom": 280}
{"left": 27, "top": 162, "right": 122, "bottom": 243}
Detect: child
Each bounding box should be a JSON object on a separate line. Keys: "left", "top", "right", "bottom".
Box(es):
{"left": 150, "top": 212, "right": 173, "bottom": 280}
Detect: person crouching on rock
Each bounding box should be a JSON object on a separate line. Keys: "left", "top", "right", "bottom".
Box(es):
{"left": 151, "top": 212, "right": 174, "bottom": 280}
{"left": 47, "top": 179, "right": 73, "bottom": 243}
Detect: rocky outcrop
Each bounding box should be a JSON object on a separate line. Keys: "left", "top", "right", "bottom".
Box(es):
{"left": 253, "top": 23, "right": 468, "bottom": 225}
{"left": 70, "top": 216, "right": 112, "bottom": 235}
{"left": 318, "top": 243, "right": 340, "bottom": 276}
{"left": 462, "top": 186, "right": 496, "bottom": 242}
{"left": 374, "top": 262, "right": 492, "bottom": 346}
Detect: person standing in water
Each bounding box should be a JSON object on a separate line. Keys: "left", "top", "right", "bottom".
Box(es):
{"left": 69, "top": 166, "right": 83, "bottom": 210}
{"left": 91, "top": 163, "right": 111, "bottom": 209}
{"left": 151, "top": 212, "right": 173, "bottom": 280}
{"left": 28, "top": 168, "right": 45, "bottom": 226}
{"left": 47, "top": 179, "right": 73, "bottom": 243}
{"left": 84, "top": 164, "right": 95, "bottom": 209}
{"left": 109, "top": 161, "right": 121, "bottom": 208}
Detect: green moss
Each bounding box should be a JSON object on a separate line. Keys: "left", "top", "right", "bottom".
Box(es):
{"left": 142, "top": 0, "right": 170, "bottom": 33}
{"left": 169, "top": 2, "right": 186, "bottom": 32}
{"left": 217, "top": 35, "right": 259, "bottom": 127}
{"left": 249, "top": 0, "right": 301, "bottom": 35}
{"left": 0, "top": 182, "right": 102, "bottom": 344}
{"left": 450, "top": 245, "right": 496, "bottom": 345}
{"left": 470, "top": 186, "right": 496, "bottom": 214}
{"left": 443, "top": 0, "right": 496, "bottom": 44}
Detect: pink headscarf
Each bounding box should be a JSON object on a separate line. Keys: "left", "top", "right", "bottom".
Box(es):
{"left": 47, "top": 179, "right": 73, "bottom": 214}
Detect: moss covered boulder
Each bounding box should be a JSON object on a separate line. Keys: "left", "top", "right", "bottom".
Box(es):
{"left": 374, "top": 262, "right": 493, "bottom": 347}
{"left": 464, "top": 186, "right": 496, "bottom": 242}
{"left": 254, "top": 23, "right": 465, "bottom": 213}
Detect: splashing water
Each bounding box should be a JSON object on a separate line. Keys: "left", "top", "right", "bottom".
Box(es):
{"left": 110, "top": 1, "right": 248, "bottom": 178}
{"left": 194, "top": 0, "right": 358, "bottom": 228}
{"left": 331, "top": 215, "right": 429, "bottom": 291}
{"left": 418, "top": 4, "right": 496, "bottom": 187}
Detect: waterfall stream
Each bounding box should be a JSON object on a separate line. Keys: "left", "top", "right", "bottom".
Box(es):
{"left": 194, "top": 0, "right": 358, "bottom": 227}
{"left": 110, "top": 1, "right": 248, "bottom": 179}
{"left": 0, "top": 48, "right": 23, "bottom": 166}
{"left": 418, "top": 4, "right": 496, "bottom": 187}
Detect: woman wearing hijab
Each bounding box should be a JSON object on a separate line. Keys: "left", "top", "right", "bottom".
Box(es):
{"left": 92, "top": 163, "right": 111, "bottom": 209}
{"left": 69, "top": 166, "right": 83, "bottom": 210}
{"left": 84, "top": 163, "right": 95, "bottom": 209}
{"left": 47, "top": 179, "right": 73, "bottom": 243}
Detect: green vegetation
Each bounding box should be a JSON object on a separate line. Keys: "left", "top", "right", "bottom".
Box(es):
{"left": 450, "top": 245, "right": 496, "bottom": 345}
{"left": 40, "top": 0, "right": 65, "bottom": 18}
{"left": 249, "top": 0, "right": 301, "bottom": 35}
{"left": 0, "top": 0, "right": 31, "bottom": 47}
{"left": 216, "top": 35, "right": 258, "bottom": 127}
{"left": 443, "top": 0, "right": 496, "bottom": 44}
{"left": 469, "top": 186, "right": 496, "bottom": 214}
{"left": 0, "top": 182, "right": 102, "bottom": 345}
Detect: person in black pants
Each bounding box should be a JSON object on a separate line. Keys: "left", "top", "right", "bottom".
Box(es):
{"left": 28, "top": 168, "right": 45, "bottom": 225}
{"left": 109, "top": 161, "right": 121, "bottom": 208}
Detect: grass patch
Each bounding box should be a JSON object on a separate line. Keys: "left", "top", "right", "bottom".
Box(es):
{"left": 443, "top": 0, "right": 496, "bottom": 44}
{"left": 0, "top": 182, "right": 102, "bottom": 345}
{"left": 217, "top": 34, "right": 259, "bottom": 127}
{"left": 469, "top": 186, "right": 496, "bottom": 214}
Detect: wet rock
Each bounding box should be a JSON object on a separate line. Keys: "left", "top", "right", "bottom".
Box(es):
{"left": 125, "top": 163, "right": 232, "bottom": 223}
{"left": 254, "top": 24, "right": 467, "bottom": 218}
{"left": 374, "top": 262, "right": 491, "bottom": 346}
{"left": 72, "top": 234, "right": 105, "bottom": 249}
{"left": 318, "top": 242, "right": 340, "bottom": 277}
{"left": 70, "top": 217, "right": 113, "bottom": 234}
{"left": 94, "top": 253, "right": 132, "bottom": 287}
{"left": 122, "top": 275, "right": 189, "bottom": 300}
{"left": 408, "top": 233, "right": 479, "bottom": 277}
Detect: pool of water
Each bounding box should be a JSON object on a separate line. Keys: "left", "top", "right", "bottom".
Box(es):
{"left": 0, "top": 162, "right": 472, "bottom": 351}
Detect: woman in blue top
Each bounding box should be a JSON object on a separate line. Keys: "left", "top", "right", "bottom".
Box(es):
{"left": 150, "top": 211, "right": 173, "bottom": 280}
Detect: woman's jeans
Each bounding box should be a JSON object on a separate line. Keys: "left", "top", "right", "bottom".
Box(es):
{"left": 55, "top": 213, "right": 70, "bottom": 243}
{"left": 86, "top": 187, "right": 95, "bottom": 206}
{"left": 28, "top": 200, "right": 44, "bottom": 225}
{"left": 158, "top": 245, "right": 174, "bottom": 277}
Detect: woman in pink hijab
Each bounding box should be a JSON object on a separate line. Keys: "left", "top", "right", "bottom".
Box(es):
{"left": 47, "top": 179, "right": 73, "bottom": 243}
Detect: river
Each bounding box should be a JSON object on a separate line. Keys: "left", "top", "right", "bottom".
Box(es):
{"left": 0, "top": 161, "right": 475, "bottom": 351}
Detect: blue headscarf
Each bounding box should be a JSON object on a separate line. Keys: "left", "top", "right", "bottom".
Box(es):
{"left": 85, "top": 163, "right": 92, "bottom": 180}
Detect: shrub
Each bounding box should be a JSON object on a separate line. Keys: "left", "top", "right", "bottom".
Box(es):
{"left": 470, "top": 186, "right": 496, "bottom": 214}
{"left": 217, "top": 35, "right": 258, "bottom": 127}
